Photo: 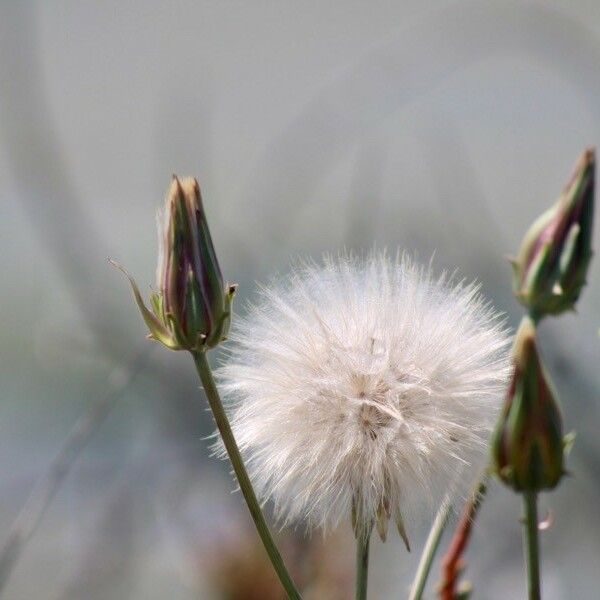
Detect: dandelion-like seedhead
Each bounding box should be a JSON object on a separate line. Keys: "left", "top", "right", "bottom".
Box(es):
{"left": 216, "top": 254, "right": 510, "bottom": 541}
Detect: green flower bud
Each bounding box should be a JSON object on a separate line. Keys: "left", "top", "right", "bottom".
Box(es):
{"left": 511, "top": 149, "right": 595, "bottom": 317}
{"left": 112, "top": 176, "right": 236, "bottom": 352}
{"left": 492, "top": 317, "right": 565, "bottom": 492}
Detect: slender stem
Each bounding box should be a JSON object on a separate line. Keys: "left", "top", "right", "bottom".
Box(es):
{"left": 408, "top": 495, "right": 452, "bottom": 600}
{"left": 439, "top": 478, "right": 488, "bottom": 600}
{"left": 355, "top": 526, "right": 372, "bottom": 600}
{"left": 192, "top": 351, "right": 302, "bottom": 600}
{"left": 522, "top": 492, "right": 541, "bottom": 600}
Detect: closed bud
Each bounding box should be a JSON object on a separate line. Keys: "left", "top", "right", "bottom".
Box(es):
{"left": 492, "top": 317, "right": 565, "bottom": 492}
{"left": 112, "top": 176, "right": 236, "bottom": 352}
{"left": 511, "top": 149, "right": 595, "bottom": 317}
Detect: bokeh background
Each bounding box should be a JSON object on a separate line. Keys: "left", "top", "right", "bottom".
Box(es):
{"left": 1, "top": 1, "right": 600, "bottom": 598}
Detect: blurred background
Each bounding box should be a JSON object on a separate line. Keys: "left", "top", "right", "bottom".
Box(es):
{"left": 1, "top": 1, "right": 600, "bottom": 598}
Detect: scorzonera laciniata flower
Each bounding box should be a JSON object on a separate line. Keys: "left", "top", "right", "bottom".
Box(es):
{"left": 216, "top": 254, "right": 510, "bottom": 545}
{"left": 113, "top": 176, "right": 236, "bottom": 352}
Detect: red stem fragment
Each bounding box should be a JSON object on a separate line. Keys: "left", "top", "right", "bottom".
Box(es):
{"left": 439, "top": 479, "right": 488, "bottom": 600}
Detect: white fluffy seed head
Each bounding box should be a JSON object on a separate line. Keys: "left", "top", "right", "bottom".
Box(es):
{"left": 215, "top": 253, "right": 510, "bottom": 540}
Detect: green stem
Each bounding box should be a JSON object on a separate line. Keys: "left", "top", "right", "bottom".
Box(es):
{"left": 192, "top": 351, "right": 302, "bottom": 600}
{"left": 522, "top": 492, "right": 541, "bottom": 600}
{"left": 355, "top": 526, "right": 372, "bottom": 600}
{"left": 408, "top": 496, "right": 452, "bottom": 600}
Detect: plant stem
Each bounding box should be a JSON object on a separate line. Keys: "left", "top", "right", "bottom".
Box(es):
{"left": 522, "top": 492, "right": 541, "bottom": 600}
{"left": 355, "top": 526, "right": 372, "bottom": 600}
{"left": 408, "top": 495, "right": 452, "bottom": 600}
{"left": 192, "top": 351, "right": 302, "bottom": 600}
{"left": 439, "top": 478, "right": 488, "bottom": 600}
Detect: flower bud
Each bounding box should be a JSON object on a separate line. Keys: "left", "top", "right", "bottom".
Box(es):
{"left": 112, "top": 176, "right": 236, "bottom": 352}
{"left": 511, "top": 149, "right": 595, "bottom": 317}
{"left": 492, "top": 317, "right": 565, "bottom": 492}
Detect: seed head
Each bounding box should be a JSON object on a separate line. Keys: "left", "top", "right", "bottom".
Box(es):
{"left": 216, "top": 254, "right": 510, "bottom": 542}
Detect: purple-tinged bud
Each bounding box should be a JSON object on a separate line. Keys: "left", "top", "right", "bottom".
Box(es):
{"left": 511, "top": 149, "right": 595, "bottom": 317}
{"left": 492, "top": 317, "right": 565, "bottom": 492}
{"left": 112, "top": 176, "right": 236, "bottom": 352}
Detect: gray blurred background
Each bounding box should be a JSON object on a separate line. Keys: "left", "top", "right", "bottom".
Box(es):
{"left": 1, "top": 1, "right": 600, "bottom": 598}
